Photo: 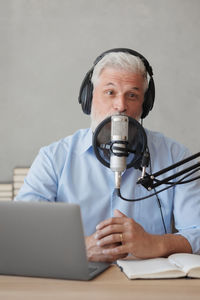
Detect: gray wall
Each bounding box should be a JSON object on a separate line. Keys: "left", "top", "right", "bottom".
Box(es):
{"left": 0, "top": 0, "right": 200, "bottom": 181}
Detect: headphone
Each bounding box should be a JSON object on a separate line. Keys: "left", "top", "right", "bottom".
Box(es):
{"left": 78, "top": 48, "right": 155, "bottom": 119}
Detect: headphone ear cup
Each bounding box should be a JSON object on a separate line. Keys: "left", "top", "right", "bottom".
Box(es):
{"left": 80, "top": 82, "right": 93, "bottom": 114}
{"left": 78, "top": 70, "right": 93, "bottom": 115}
{"left": 141, "top": 77, "right": 155, "bottom": 119}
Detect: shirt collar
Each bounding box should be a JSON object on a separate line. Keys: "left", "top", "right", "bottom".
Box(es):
{"left": 79, "top": 128, "right": 93, "bottom": 154}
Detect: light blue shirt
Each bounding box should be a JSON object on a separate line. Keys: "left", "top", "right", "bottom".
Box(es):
{"left": 15, "top": 128, "right": 200, "bottom": 254}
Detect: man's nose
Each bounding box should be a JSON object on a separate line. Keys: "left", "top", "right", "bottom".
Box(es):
{"left": 113, "top": 95, "right": 127, "bottom": 113}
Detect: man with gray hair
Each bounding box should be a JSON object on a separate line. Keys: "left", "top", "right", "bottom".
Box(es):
{"left": 15, "top": 48, "right": 200, "bottom": 262}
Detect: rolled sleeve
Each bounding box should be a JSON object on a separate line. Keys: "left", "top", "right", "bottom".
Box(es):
{"left": 173, "top": 171, "right": 200, "bottom": 254}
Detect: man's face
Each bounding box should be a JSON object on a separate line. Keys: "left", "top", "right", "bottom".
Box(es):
{"left": 91, "top": 67, "right": 145, "bottom": 130}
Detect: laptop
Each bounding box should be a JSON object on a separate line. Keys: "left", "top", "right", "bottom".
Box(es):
{"left": 0, "top": 201, "right": 110, "bottom": 280}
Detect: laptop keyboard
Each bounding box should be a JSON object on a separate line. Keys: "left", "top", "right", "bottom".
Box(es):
{"left": 88, "top": 266, "right": 98, "bottom": 274}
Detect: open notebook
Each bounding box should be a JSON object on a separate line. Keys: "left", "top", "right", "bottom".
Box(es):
{"left": 0, "top": 201, "right": 109, "bottom": 280}
{"left": 117, "top": 253, "right": 200, "bottom": 279}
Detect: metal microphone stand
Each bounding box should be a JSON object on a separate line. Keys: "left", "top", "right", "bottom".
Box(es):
{"left": 137, "top": 152, "right": 200, "bottom": 191}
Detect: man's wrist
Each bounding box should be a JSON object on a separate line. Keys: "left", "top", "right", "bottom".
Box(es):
{"left": 158, "top": 234, "right": 192, "bottom": 257}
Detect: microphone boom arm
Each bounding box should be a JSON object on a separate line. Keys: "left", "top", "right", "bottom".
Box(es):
{"left": 137, "top": 152, "right": 200, "bottom": 190}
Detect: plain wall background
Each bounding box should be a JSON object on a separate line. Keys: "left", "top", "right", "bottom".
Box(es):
{"left": 0, "top": 0, "right": 200, "bottom": 181}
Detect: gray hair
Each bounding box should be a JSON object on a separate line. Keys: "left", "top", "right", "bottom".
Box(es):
{"left": 91, "top": 52, "right": 148, "bottom": 92}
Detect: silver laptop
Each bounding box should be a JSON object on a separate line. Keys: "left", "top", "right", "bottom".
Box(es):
{"left": 0, "top": 201, "right": 110, "bottom": 280}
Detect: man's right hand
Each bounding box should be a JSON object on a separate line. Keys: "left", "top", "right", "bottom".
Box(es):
{"left": 85, "top": 232, "right": 127, "bottom": 262}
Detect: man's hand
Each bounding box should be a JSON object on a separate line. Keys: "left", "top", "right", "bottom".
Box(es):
{"left": 85, "top": 231, "right": 127, "bottom": 262}
{"left": 94, "top": 209, "right": 192, "bottom": 259}
{"left": 94, "top": 209, "right": 159, "bottom": 259}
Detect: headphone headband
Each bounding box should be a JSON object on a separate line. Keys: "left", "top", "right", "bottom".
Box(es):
{"left": 78, "top": 48, "right": 155, "bottom": 119}
{"left": 93, "top": 48, "right": 153, "bottom": 76}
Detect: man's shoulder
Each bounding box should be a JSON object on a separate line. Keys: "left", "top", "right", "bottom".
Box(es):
{"left": 40, "top": 128, "right": 91, "bottom": 157}
{"left": 61, "top": 128, "right": 91, "bottom": 146}
{"left": 146, "top": 129, "right": 186, "bottom": 146}
{"left": 146, "top": 129, "right": 190, "bottom": 158}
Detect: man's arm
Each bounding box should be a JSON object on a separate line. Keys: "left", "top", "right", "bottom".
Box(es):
{"left": 93, "top": 209, "right": 192, "bottom": 259}
{"left": 15, "top": 147, "right": 58, "bottom": 202}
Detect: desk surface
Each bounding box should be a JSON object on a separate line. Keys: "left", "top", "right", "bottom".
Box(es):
{"left": 0, "top": 265, "right": 200, "bottom": 300}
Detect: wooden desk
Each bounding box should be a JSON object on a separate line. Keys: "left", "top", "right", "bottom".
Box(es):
{"left": 0, "top": 265, "right": 200, "bottom": 300}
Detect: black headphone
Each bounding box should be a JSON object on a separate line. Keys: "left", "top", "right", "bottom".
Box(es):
{"left": 78, "top": 48, "right": 155, "bottom": 119}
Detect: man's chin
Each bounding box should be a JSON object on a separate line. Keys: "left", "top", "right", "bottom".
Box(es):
{"left": 91, "top": 117, "right": 107, "bottom": 133}
{"left": 90, "top": 112, "right": 113, "bottom": 132}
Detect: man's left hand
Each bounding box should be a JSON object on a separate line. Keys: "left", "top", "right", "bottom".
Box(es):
{"left": 95, "top": 209, "right": 164, "bottom": 259}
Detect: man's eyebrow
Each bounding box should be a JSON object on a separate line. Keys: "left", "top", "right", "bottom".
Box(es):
{"left": 104, "top": 82, "right": 115, "bottom": 86}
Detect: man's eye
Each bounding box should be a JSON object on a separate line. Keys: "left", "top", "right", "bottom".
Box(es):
{"left": 129, "top": 93, "right": 136, "bottom": 98}
{"left": 128, "top": 92, "right": 139, "bottom": 100}
{"left": 105, "top": 90, "right": 113, "bottom": 95}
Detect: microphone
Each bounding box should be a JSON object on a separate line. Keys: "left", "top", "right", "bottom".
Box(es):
{"left": 92, "top": 114, "right": 148, "bottom": 192}
{"left": 110, "top": 115, "right": 129, "bottom": 189}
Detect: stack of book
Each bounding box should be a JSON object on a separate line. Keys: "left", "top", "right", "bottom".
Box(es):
{"left": 0, "top": 183, "right": 13, "bottom": 201}
{"left": 13, "top": 167, "right": 30, "bottom": 198}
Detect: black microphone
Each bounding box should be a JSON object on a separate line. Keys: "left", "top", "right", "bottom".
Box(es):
{"left": 92, "top": 114, "right": 148, "bottom": 190}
